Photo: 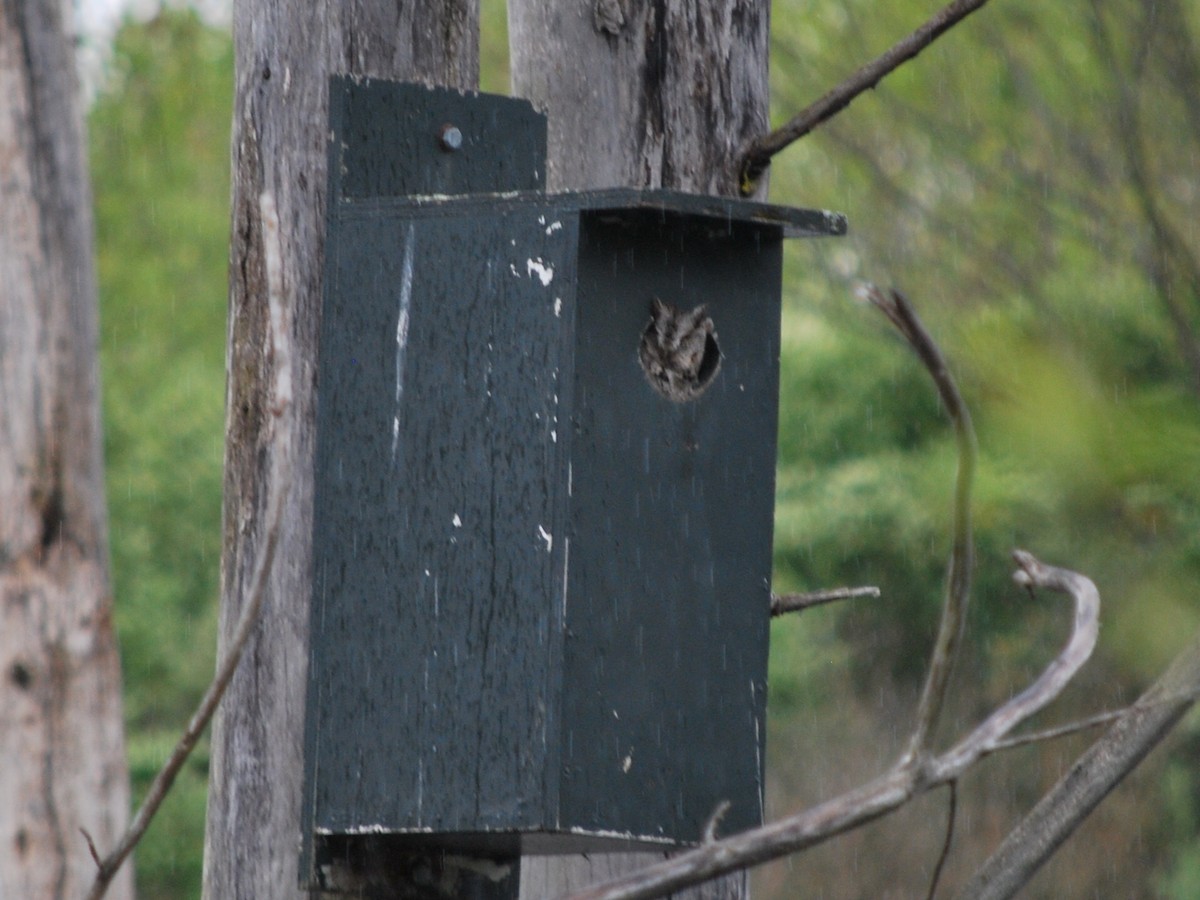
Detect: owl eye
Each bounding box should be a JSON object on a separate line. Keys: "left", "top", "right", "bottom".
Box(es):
{"left": 638, "top": 299, "right": 722, "bottom": 402}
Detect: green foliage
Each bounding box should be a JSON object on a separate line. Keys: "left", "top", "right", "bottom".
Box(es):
{"left": 766, "top": 0, "right": 1200, "bottom": 890}
{"left": 769, "top": 0, "right": 1200, "bottom": 677}
{"left": 91, "top": 9, "right": 232, "bottom": 898}
{"left": 1160, "top": 726, "right": 1200, "bottom": 898}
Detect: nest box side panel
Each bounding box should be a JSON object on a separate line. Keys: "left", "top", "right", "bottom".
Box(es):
{"left": 560, "top": 211, "right": 780, "bottom": 843}
{"left": 305, "top": 205, "right": 578, "bottom": 841}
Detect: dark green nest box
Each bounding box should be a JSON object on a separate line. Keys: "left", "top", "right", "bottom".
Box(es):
{"left": 300, "top": 77, "right": 845, "bottom": 886}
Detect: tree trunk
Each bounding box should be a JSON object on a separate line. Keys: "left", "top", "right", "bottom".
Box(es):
{"left": 202, "top": 3, "right": 479, "bottom": 897}
{"left": 508, "top": 1, "right": 770, "bottom": 895}
{"left": 509, "top": 0, "right": 770, "bottom": 199}
{"left": 0, "top": 1, "right": 132, "bottom": 898}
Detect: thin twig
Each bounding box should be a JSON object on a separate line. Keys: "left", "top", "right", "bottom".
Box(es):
{"left": 738, "top": 0, "right": 997, "bottom": 194}
{"left": 983, "top": 709, "right": 1126, "bottom": 756}
{"left": 857, "top": 284, "right": 978, "bottom": 766}
{"left": 85, "top": 192, "right": 294, "bottom": 900}
{"left": 926, "top": 781, "right": 957, "bottom": 900}
{"left": 703, "top": 801, "right": 732, "bottom": 844}
{"left": 81, "top": 828, "right": 101, "bottom": 869}
{"left": 561, "top": 552, "right": 1100, "bottom": 900}
{"left": 770, "top": 586, "right": 881, "bottom": 617}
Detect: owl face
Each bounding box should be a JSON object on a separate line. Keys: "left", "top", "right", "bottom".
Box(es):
{"left": 638, "top": 298, "right": 722, "bottom": 402}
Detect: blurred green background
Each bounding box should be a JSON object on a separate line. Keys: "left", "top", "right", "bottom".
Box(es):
{"left": 90, "top": 2, "right": 1200, "bottom": 897}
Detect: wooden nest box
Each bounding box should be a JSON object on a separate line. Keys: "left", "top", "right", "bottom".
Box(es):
{"left": 300, "top": 76, "right": 845, "bottom": 887}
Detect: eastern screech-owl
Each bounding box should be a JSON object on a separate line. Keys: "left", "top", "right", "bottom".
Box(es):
{"left": 638, "top": 298, "right": 722, "bottom": 402}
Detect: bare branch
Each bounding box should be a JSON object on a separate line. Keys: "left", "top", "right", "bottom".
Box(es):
{"left": 85, "top": 192, "right": 294, "bottom": 900}
{"left": 857, "top": 284, "right": 977, "bottom": 766}
{"left": 926, "top": 781, "right": 957, "bottom": 900}
{"left": 983, "top": 709, "right": 1126, "bottom": 756}
{"left": 770, "top": 586, "right": 881, "bottom": 617}
{"left": 957, "top": 628, "right": 1200, "bottom": 900}
{"left": 927, "top": 551, "right": 1100, "bottom": 779}
{"left": 81, "top": 828, "right": 101, "bottom": 869}
{"left": 702, "top": 801, "right": 732, "bottom": 844}
{"left": 561, "top": 553, "right": 1100, "bottom": 900}
{"left": 738, "top": 0, "right": 998, "bottom": 193}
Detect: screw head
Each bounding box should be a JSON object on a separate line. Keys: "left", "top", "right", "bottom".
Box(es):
{"left": 439, "top": 124, "right": 463, "bottom": 152}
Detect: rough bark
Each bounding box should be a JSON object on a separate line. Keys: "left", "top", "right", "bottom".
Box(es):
{"left": 201, "top": 3, "right": 479, "bottom": 898}
{"left": 509, "top": 0, "right": 770, "bottom": 199}
{"left": 508, "top": 1, "right": 770, "bottom": 895}
{"left": 0, "top": 1, "right": 132, "bottom": 897}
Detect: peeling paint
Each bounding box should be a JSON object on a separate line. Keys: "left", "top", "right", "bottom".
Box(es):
{"left": 527, "top": 257, "right": 554, "bottom": 286}
{"left": 563, "top": 826, "right": 675, "bottom": 845}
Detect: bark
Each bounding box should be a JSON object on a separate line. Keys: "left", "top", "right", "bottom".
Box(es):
{"left": 201, "top": 3, "right": 478, "bottom": 898}
{"left": 509, "top": 0, "right": 770, "bottom": 198}
{"left": 507, "top": 1, "right": 770, "bottom": 895}
{"left": 0, "top": 1, "right": 132, "bottom": 898}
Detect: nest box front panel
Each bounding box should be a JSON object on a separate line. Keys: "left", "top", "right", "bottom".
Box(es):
{"left": 308, "top": 204, "right": 577, "bottom": 838}
{"left": 559, "top": 211, "right": 780, "bottom": 841}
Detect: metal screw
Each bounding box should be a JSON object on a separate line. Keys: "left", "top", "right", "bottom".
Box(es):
{"left": 439, "top": 123, "right": 463, "bottom": 152}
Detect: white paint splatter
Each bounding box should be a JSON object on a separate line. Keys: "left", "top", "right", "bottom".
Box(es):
{"left": 537, "top": 524, "right": 553, "bottom": 552}
{"left": 527, "top": 258, "right": 554, "bottom": 286}
{"left": 553, "top": 297, "right": 562, "bottom": 317}
{"left": 391, "top": 224, "right": 415, "bottom": 462}
{"left": 452, "top": 513, "right": 462, "bottom": 528}
{"left": 621, "top": 753, "right": 633, "bottom": 773}
{"left": 545, "top": 220, "right": 563, "bottom": 235}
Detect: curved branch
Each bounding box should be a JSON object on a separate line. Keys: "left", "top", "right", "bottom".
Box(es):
{"left": 927, "top": 550, "right": 1100, "bottom": 779}
{"left": 857, "top": 285, "right": 977, "bottom": 765}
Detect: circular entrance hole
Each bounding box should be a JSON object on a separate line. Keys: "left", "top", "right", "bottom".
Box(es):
{"left": 637, "top": 298, "right": 722, "bottom": 402}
